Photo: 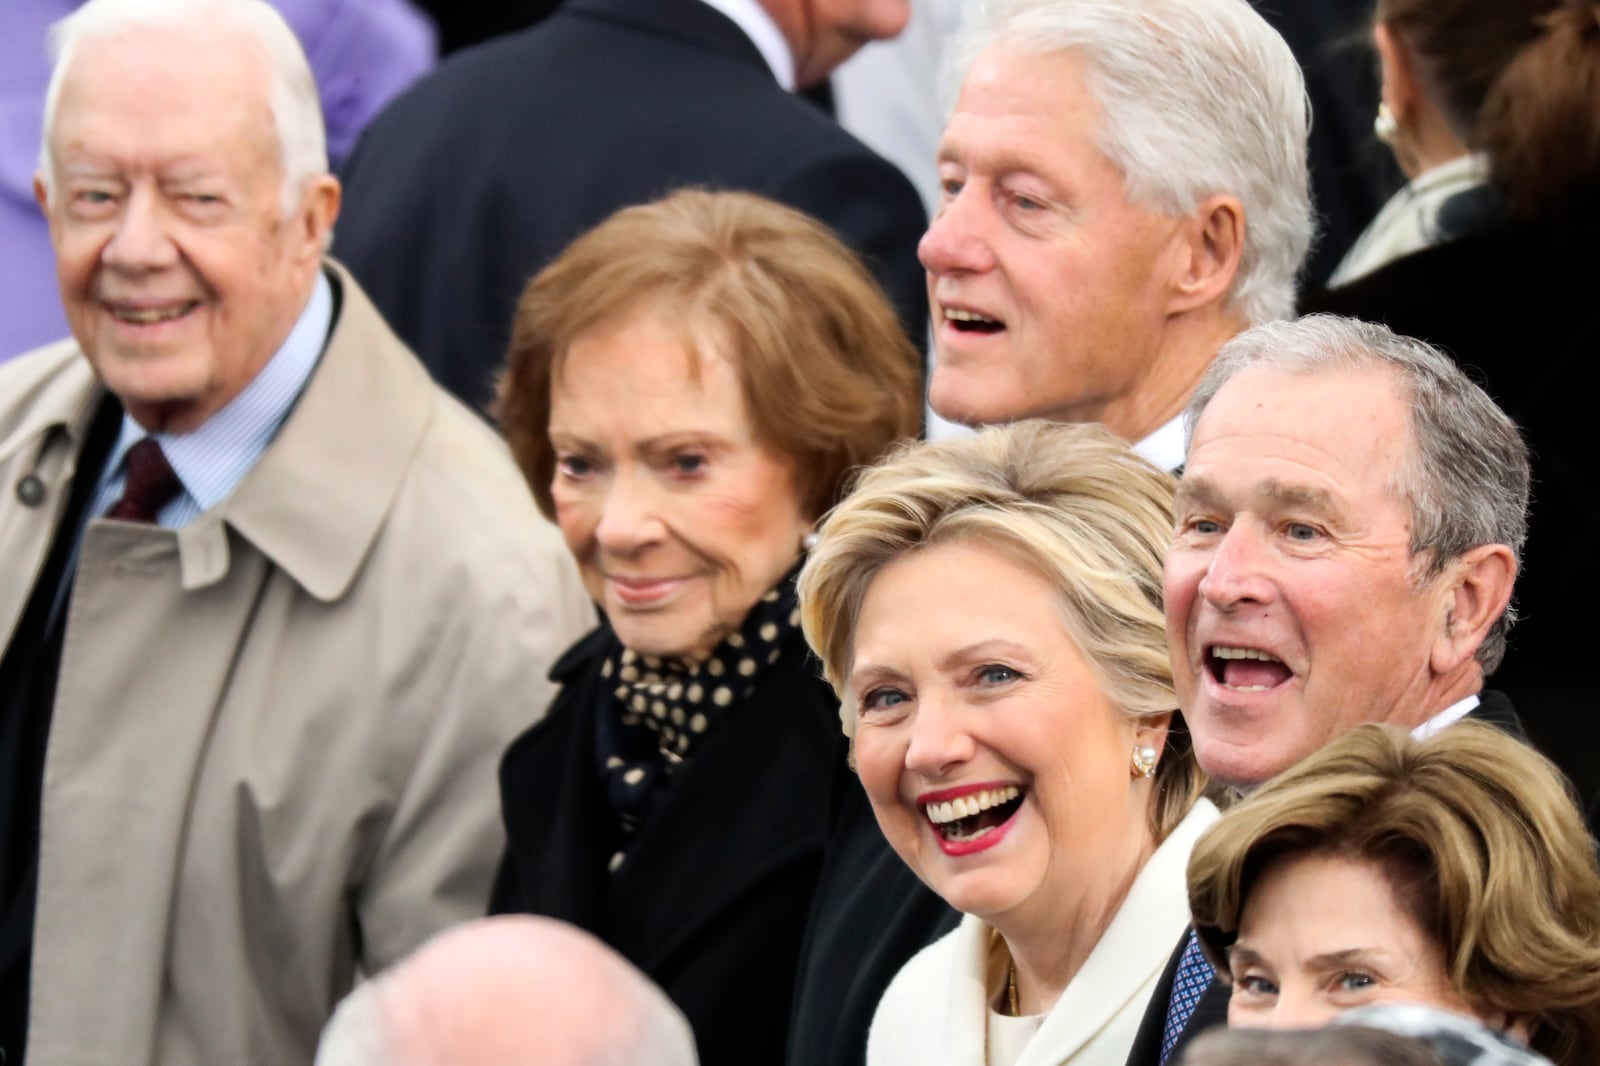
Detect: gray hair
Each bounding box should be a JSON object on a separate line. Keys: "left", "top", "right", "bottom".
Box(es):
{"left": 946, "top": 0, "right": 1312, "bottom": 325}
{"left": 39, "top": 0, "right": 328, "bottom": 214}
{"left": 1186, "top": 315, "right": 1530, "bottom": 672}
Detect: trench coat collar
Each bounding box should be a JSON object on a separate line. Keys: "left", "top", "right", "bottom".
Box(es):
{"left": 0, "top": 340, "right": 100, "bottom": 469}
{"left": 177, "top": 259, "right": 438, "bottom": 601}
{"left": 1, "top": 265, "right": 436, "bottom": 603}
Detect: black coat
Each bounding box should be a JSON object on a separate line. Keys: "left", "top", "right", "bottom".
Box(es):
{"left": 332, "top": 0, "right": 928, "bottom": 413}
{"left": 786, "top": 744, "right": 959, "bottom": 1066}
{"left": 1301, "top": 227, "right": 1600, "bottom": 821}
{"left": 491, "top": 623, "right": 839, "bottom": 1066}
{"left": 1124, "top": 691, "right": 1531, "bottom": 1065}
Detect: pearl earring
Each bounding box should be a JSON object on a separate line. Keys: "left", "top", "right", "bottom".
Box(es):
{"left": 1131, "top": 745, "right": 1158, "bottom": 779}
{"left": 801, "top": 531, "right": 819, "bottom": 551}
{"left": 1374, "top": 102, "right": 1399, "bottom": 146}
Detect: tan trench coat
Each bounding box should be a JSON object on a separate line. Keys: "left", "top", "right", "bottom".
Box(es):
{"left": 0, "top": 263, "right": 594, "bottom": 1066}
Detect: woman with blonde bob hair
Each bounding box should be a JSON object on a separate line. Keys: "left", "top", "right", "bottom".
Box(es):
{"left": 1188, "top": 722, "right": 1600, "bottom": 1065}
{"left": 799, "top": 421, "right": 1212, "bottom": 1065}
{"left": 490, "top": 188, "right": 920, "bottom": 1066}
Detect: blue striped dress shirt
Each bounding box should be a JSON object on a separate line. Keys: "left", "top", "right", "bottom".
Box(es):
{"left": 90, "top": 272, "right": 334, "bottom": 528}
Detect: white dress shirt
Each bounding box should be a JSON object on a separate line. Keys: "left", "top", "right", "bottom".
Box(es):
{"left": 1411, "top": 693, "right": 1481, "bottom": 740}
{"left": 1134, "top": 414, "right": 1187, "bottom": 474}
{"left": 698, "top": 0, "right": 796, "bottom": 90}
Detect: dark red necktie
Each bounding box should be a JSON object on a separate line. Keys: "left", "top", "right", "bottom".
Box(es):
{"left": 106, "top": 438, "right": 182, "bottom": 524}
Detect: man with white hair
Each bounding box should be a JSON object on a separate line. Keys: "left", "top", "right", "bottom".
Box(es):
{"left": 922, "top": 0, "right": 1311, "bottom": 466}
{"left": 0, "top": 2, "right": 593, "bottom": 1064}
{"left": 316, "top": 917, "right": 700, "bottom": 1066}
{"left": 786, "top": 4, "right": 1312, "bottom": 1063}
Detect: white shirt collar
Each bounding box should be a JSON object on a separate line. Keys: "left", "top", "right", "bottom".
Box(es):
{"left": 698, "top": 0, "right": 796, "bottom": 91}
{"left": 1134, "top": 413, "right": 1187, "bottom": 474}
{"left": 1410, "top": 693, "right": 1480, "bottom": 740}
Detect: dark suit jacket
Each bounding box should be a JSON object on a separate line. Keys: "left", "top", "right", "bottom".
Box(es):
{"left": 332, "top": 0, "right": 927, "bottom": 413}
{"left": 1301, "top": 227, "right": 1600, "bottom": 821}
{"left": 786, "top": 744, "right": 959, "bottom": 1066}
{"left": 491, "top": 622, "right": 839, "bottom": 1066}
{"left": 1124, "top": 691, "right": 1530, "bottom": 1066}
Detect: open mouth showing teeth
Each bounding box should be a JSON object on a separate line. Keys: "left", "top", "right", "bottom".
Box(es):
{"left": 1206, "top": 646, "right": 1292, "bottom": 692}
{"left": 924, "top": 785, "right": 1025, "bottom": 842}
{"left": 110, "top": 302, "right": 201, "bottom": 325}
{"left": 943, "top": 308, "right": 1005, "bottom": 335}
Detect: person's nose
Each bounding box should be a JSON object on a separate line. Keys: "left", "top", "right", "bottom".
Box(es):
{"left": 102, "top": 187, "right": 179, "bottom": 272}
{"left": 919, "top": 186, "right": 998, "bottom": 280}
{"left": 903, "top": 687, "right": 977, "bottom": 781}
{"left": 1197, "top": 522, "right": 1277, "bottom": 611}
{"left": 592, "top": 470, "right": 667, "bottom": 557}
{"left": 1260, "top": 986, "right": 1339, "bottom": 1031}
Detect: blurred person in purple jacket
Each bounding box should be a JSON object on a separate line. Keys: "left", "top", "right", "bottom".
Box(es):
{"left": 0, "top": 0, "right": 436, "bottom": 364}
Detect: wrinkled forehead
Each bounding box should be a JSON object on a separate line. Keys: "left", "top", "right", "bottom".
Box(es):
{"left": 1187, "top": 365, "right": 1418, "bottom": 504}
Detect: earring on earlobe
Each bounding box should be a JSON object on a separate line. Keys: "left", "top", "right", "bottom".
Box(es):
{"left": 1131, "top": 745, "right": 1158, "bottom": 779}
{"left": 801, "top": 531, "right": 820, "bottom": 552}
{"left": 1374, "top": 103, "right": 1399, "bottom": 146}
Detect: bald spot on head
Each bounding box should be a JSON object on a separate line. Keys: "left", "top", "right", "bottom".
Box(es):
{"left": 371, "top": 917, "right": 697, "bottom": 1066}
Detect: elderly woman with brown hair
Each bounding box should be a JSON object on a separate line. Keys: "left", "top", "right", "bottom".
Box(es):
{"left": 489, "top": 188, "right": 921, "bottom": 1066}
{"left": 1188, "top": 722, "right": 1600, "bottom": 1065}
{"left": 798, "top": 421, "right": 1214, "bottom": 1066}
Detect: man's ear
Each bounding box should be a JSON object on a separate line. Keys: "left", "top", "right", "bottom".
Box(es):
{"left": 1429, "top": 543, "right": 1517, "bottom": 674}
{"left": 1168, "top": 195, "right": 1245, "bottom": 316}
{"left": 291, "top": 174, "right": 341, "bottom": 260}
{"left": 34, "top": 171, "right": 51, "bottom": 215}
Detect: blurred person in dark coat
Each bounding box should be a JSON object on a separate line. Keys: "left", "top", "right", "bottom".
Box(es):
{"left": 1300, "top": 0, "right": 1600, "bottom": 821}
{"left": 334, "top": 0, "right": 926, "bottom": 414}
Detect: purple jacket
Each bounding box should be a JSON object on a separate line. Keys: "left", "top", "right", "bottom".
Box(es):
{"left": 0, "top": 0, "right": 436, "bottom": 362}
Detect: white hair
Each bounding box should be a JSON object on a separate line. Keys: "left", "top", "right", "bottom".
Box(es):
{"left": 946, "top": 0, "right": 1313, "bottom": 325}
{"left": 314, "top": 917, "right": 700, "bottom": 1066}
{"left": 38, "top": 0, "right": 327, "bottom": 214}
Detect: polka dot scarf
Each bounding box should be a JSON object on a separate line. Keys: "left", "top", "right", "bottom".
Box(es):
{"left": 595, "top": 567, "right": 802, "bottom": 872}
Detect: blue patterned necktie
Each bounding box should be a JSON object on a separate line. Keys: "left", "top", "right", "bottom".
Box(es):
{"left": 1160, "top": 929, "right": 1216, "bottom": 1064}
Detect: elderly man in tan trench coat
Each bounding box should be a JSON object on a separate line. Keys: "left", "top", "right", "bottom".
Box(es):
{"left": 0, "top": 1, "right": 595, "bottom": 1064}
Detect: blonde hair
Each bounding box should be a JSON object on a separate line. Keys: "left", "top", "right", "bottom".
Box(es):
{"left": 496, "top": 188, "right": 922, "bottom": 521}
{"left": 1188, "top": 722, "right": 1600, "bottom": 1065}
{"left": 798, "top": 420, "right": 1204, "bottom": 838}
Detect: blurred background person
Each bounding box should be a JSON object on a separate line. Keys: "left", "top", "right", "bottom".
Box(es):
{"left": 0, "top": 0, "right": 435, "bottom": 362}
{"left": 1179, "top": 1009, "right": 1560, "bottom": 1066}
{"left": 489, "top": 189, "right": 921, "bottom": 1066}
{"left": 1179, "top": 1024, "right": 1451, "bottom": 1066}
{"left": 1300, "top": 0, "right": 1600, "bottom": 814}
{"left": 798, "top": 421, "right": 1214, "bottom": 1065}
{"left": 1188, "top": 722, "right": 1600, "bottom": 1066}
{"left": 316, "top": 916, "right": 698, "bottom": 1066}
{"left": 333, "top": 0, "right": 926, "bottom": 415}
